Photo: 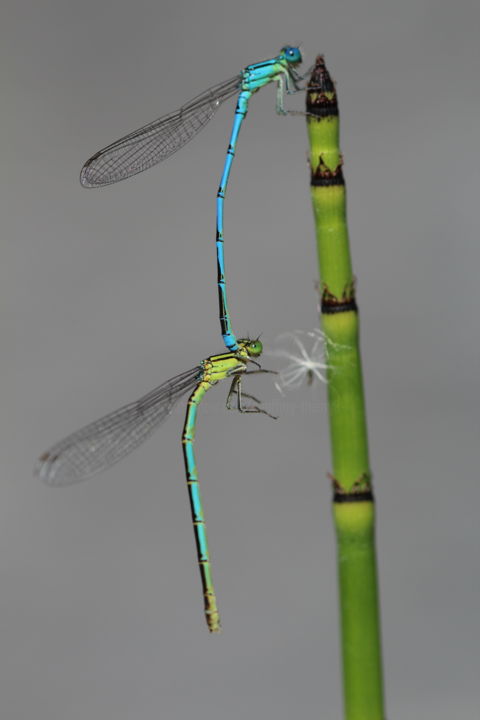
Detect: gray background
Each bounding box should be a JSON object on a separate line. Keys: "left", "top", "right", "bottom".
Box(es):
{"left": 3, "top": 0, "right": 479, "bottom": 717}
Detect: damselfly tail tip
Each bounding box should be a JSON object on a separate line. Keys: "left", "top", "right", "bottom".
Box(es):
{"left": 206, "top": 613, "right": 222, "bottom": 633}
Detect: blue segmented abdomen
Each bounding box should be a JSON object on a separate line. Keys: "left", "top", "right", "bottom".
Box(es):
{"left": 215, "top": 91, "right": 251, "bottom": 352}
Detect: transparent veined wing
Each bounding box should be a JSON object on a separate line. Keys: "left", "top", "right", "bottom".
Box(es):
{"left": 80, "top": 75, "right": 241, "bottom": 187}
{"left": 35, "top": 366, "right": 202, "bottom": 486}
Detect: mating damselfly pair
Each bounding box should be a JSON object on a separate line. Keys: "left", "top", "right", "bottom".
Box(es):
{"left": 36, "top": 46, "right": 311, "bottom": 631}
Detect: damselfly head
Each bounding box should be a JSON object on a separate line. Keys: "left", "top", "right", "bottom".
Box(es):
{"left": 239, "top": 338, "right": 263, "bottom": 358}
{"left": 280, "top": 46, "right": 303, "bottom": 65}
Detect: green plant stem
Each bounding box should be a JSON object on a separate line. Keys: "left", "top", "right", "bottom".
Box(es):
{"left": 306, "top": 56, "right": 385, "bottom": 720}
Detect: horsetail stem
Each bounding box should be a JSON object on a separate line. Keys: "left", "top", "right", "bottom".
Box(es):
{"left": 306, "top": 56, "right": 385, "bottom": 720}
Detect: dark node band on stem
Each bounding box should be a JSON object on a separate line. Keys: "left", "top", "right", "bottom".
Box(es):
{"left": 320, "top": 281, "right": 357, "bottom": 314}
{"left": 333, "top": 490, "right": 374, "bottom": 504}
{"left": 329, "top": 473, "right": 374, "bottom": 503}
{"left": 322, "top": 298, "right": 358, "bottom": 314}
{"left": 310, "top": 155, "right": 344, "bottom": 187}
